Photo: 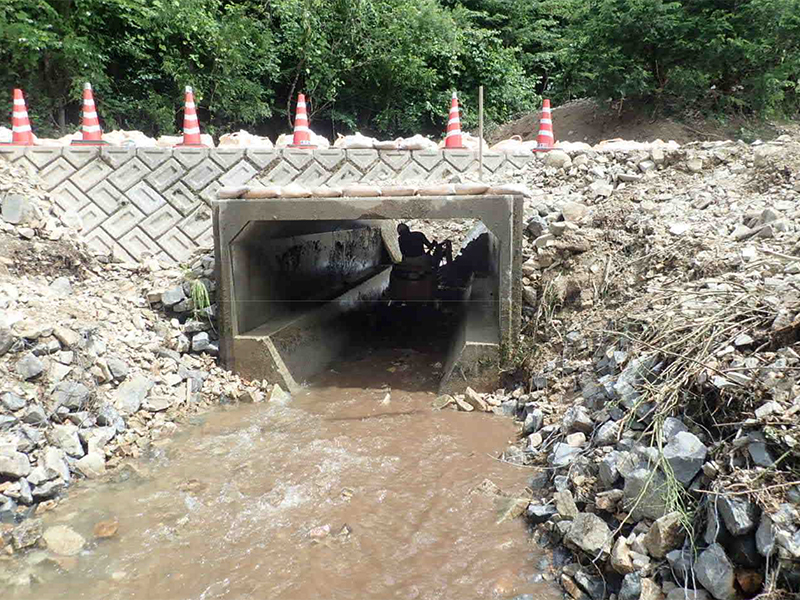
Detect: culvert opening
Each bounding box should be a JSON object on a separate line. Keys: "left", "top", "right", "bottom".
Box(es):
{"left": 213, "top": 195, "right": 523, "bottom": 393}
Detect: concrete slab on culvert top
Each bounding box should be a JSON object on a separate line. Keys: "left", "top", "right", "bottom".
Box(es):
{"left": 212, "top": 194, "right": 523, "bottom": 393}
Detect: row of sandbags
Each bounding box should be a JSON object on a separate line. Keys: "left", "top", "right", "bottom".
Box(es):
{"left": 217, "top": 181, "right": 532, "bottom": 199}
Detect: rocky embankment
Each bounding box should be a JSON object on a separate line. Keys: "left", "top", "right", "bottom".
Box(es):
{"left": 439, "top": 136, "right": 799, "bottom": 599}
{"left": 0, "top": 160, "right": 284, "bottom": 568}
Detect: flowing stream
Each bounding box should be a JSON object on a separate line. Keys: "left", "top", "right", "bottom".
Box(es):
{"left": 8, "top": 313, "right": 560, "bottom": 600}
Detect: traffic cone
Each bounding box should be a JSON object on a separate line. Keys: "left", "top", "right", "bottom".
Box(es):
{"left": 1, "top": 89, "right": 34, "bottom": 146}
{"left": 288, "top": 93, "right": 316, "bottom": 149}
{"left": 534, "top": 99, "right": 554, "bottom": 152}
{"left": 177, "top": 86, "right": 207, "bottom": 147}
{"left": 444, "top": 92, "right": 465, "bottom": 149}
{"left": 72, "top": 82, "right": 107, "bottom": 145}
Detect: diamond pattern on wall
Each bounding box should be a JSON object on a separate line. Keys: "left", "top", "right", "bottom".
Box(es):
{"left": 16, "top": 147, "right": 500, "bottom": 266}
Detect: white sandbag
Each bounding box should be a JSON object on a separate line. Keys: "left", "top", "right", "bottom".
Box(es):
{"left": 35, "top": 131, "right": 80, "bottom": 146}
{"left": 490, "top": 135, "right": 527, "bottom": 153}
{"left": 275, "top": 131, "right": 330, "bottom": 149}
{"left": 341, "top": 184, "right": 382, "bottom": 197}
{"left": 437, "top": 132, "right": 489, "bottom": 153}
{"left": 398, "top": 134, "right": 438, "bottom": 152}
{"left": 333, "top": 132, "right": 377, "bottom": 149}
{"left": 311, "top": 185, "right": 343, "bottom": 197}
{"left": 107, "top": 129, "right": 159, "bottom": 147}
{"left": 417, "top": 184, "right": 456, "bottom": 196}
{"left": 381, "top": 186, "right": 417, "bottom": 197}
{"left": 373, "top": 139, "right": 402, "bottom": 150}
{"left": 219, "top": 130, "right": 274, "bottom": 148}
{"left": 487, "top": 183, "right": 534, "bottom": 198}
{"left": 155, "top": 134, "right": 215, "bottom": 147}
{"left": 218, "top": 186, "right": 249, "bottom": 199}
{"left": 244, "top": 186, "right": 282, "bottom": 199}
{"left": 0, "top": 127, "right": 12, "bottom": 143}
{"left": 279, "top": 183, "right": 312, "bottom": 198}
{"left": 453, "top": 183, "right": 489, "bottom": 195}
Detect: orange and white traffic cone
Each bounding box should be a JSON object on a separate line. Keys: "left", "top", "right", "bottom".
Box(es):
{"left": 177, "top": 86, "right": 207, "bottom": 147}
{"left": 534, "top": 99, "right": 554, "bottom": 152}
{"left": 288, "top": 93, "right": 316, "bottom": 149}
{"left": 2, "top": 89, "right": 34, "bottom": 146}
{"left": 444, "top": 92, "right": 465, "bottom": 149}
{"left": 72, "top": 82, "right": 107, "bottom": 145}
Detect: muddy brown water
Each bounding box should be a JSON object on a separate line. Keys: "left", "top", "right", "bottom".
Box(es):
{"left": 8, "top": 311, "right": 560, "bottom": 600}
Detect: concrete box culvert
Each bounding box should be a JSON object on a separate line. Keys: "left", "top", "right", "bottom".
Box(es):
{"left": 212, "top": 195, "right": 523, "bottom": 393}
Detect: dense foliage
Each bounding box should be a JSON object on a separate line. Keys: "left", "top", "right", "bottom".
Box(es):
{"left": 1, "top": 0, "right": 798, "bottom": 139}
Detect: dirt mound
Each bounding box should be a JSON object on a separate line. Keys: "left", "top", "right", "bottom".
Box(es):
{"left": 489, "top": 98, "right": 788, "bottom": 146}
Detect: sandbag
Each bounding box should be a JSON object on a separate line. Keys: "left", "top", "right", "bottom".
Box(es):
{"left": 244, "top": 186, "right": 282, "bottom": 199}
{"left": 417, "top": 184, "right": 456, "bottom": 196}
{"left": 102, "top": 129, "right": 158, "bottom": 147}
{"left": 437, "top": 132, "right": 489, "bottom": 153}
{"left": 0, "top": 126, "right": 11, "bottom": 144}
{"left": 453, "top": 183, "right": 489, "bottom": 195}
{"left": 490, "top": 135, "right": 526, "bottom": 153}
{"left": 218, "top": 186, "right": 249, "bottom": 199}
{"left": 275, "top": 131, "right": 330, "bottom": 149}
{"left": 156, "top": 134, "right": 215, "bottom": 148}
{"left": 398, "top": 134, "right": 438, "bottom": 152}
{"left": 333, "top": 132, "right": 377, "bottom": 150}
{"left": 381, "top": 186, "right": 417, "bottom": 197}
{"left": 311, "top": 185, "right": 343, "bottom": 197}
{"left": 279, "top": 183, "right": 312, "bottom": 198}
{"left": 487, "top": 183, "right": 534, "bottom": 198}
{"left": 373, "top": 139, "right": 402, "bottom": 151}
{"left": 341, "top": 184, "right": 382, "bottom": 197}
{"left": 219, "top": 130, "right": 274, "bottom": 148}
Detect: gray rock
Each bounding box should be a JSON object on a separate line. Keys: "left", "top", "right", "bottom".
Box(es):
{"left": 49, "top": 423, "right": 85, "bottom": 458}
{"left": 161, "top": 285, "right": 186, "bottom": 307}
{"left": 523, "top": 409, "right": 543, "bottom": 435}
{"left": 554, "top": 490, "right": 579, "bottom": 518}
{"left": 75, "top": 452, "right": 105, "bottom": 478}
{"left": 0, "top": 450, "right": 31, "bottom": 478}
{"left": 1, "top": 391, "right": 26, "bottom": 412}
{"left": 191, "top": 332, "right": 210, "bottom": 352}
{"left": 725, "top": 532, "right": 761, "bottom": 568}
{"left": 79, "top": 426, "right": 117, "bottom": 454}
{"left": 0, "top": 326, "right": 15, "bottom": 356}
{"left": 594, "top": 420, "right": 619, "bottom": 446}
{"left": 142, "top": 396, "right": 172, "bottom": 412}
{"left": 49, "top": 276, "right": 72, "bottom": 295}
{"left": 113, "top": 374, "right": 153, "bottom": 415}
{"left": 31, "top": 478, "right": 66, "bottom": 499}
{"left": 662, "top": 417, "right": 688, "bottom": 440}
{"left": 52, "top": 381, "right": 91, "bottom": 411}
{"left": 663, "top": 431, "right": 707, "bottom": 485}
{"left": 718, "top": 496, "right": 758, "bottom": 536}
{"left": 667, "top": 548, "right": 695, "bottom": 584}
{"left": 11, "top": 518, "right": 42, "bottom": 550}
{"left": 15, "top": 353, "right": 44, "bottom": 380}
{"left": 756, "top": 514, "right": 774, "bottom": 556}
{"left": 0, "top": 415, "right": 17, "bottom": 430}
{"left": 562, "top": 406, "right": 593, "bottom": 434}
{"left": 695, "top": 543, "right": 736, "bottom": 600}
{"left": 499, "top": 399, "right": 518, "bottom": 417}
{"left": 18, "top": 477, "right": 33, "bottom": 505}
{"left": 748, "top": 442, "right": 775, "bottom": 467}
{"left": 42, "top": 446, "right": 70, "bottom": 482}
{"left": 526, "top": 503, "right": 557, "bottom": 524}
{"left": 526, "top": 215, "right": 547, "bottom": 238}
{"left": 619, "top": 573, "right": 641, "bottom": 600}
{"left": 21, "top": 404, "right": 47, "bottom": 425}
{"left": 96, "top": 404, "right": 125, "bottom": 431}
{"left": 565, "top": 513, "right": 613, "bottom": 557}
{"left": 599, "top": 452, "right": 621, "bottom": 487}
{"left": 544, "top": 150, "right": 572, "bottom": 170}
{"left": 574, "top": 569, "right": 605, "bottom": 600}
{"left": 550, "top": 442, "right": 581, "bottom": 467}
{"left": 106, "top": 357, "right": 129, "bottom": 381}
{"left": 1, "top": 194, "right": 31, "bottom": 225}
{"left": 666, "top": 590, "right": 709, "bottom": 600}
{"left": 623, "top": 468, "right": 669, "bottom": 521}
{"left": 27, "top": 464, "right": 56, "bottom": 486}
{"left": 643, "top": 511, "right": 686, "bottom": 558}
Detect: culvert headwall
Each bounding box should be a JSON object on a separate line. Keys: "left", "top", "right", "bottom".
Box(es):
{"left": 212, "top": 194, "right": 523, "bottom": 393}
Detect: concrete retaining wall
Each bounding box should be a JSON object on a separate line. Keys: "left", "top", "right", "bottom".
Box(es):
{"left": 0, "top": 146, "right": 535, "bottom": 264}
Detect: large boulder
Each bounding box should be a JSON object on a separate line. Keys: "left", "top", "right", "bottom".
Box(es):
{"left": 663, "top": 431, "right": 707, "bottom": 485}
{"left": 695, "top": 543, "right": 736, "bottom": 600}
